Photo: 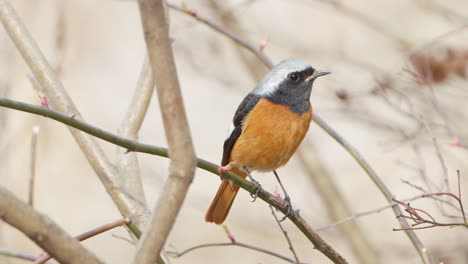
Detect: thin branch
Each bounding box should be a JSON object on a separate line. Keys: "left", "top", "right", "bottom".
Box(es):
{"left": 28, "top": 125, "right": 39, "bottom": 207}
{"left": 270, "top": 206, "right": 300, "bottom": 264}
{"left": 392, "top": 198, "right": 468, "bottom": 230}
{"left": 168, "top": 242, "right": 310, "bottom": 264}
{"left": 298, "top": 140, "right": 379, "bottom": 263}
{"left": 0, "top": 0, "right": 150, "bottom": 230}
{"left": 0, "top": 97, "right": 347, "bottom": 264}
{"left": 0, "top": 186, "right": 104, "bottom": 264}
{"left": 0, "top": 248, "right": 55, "bottom": 263}
{"left": 165, "top": 3, "right": 429, "bottom": 262}
{"left": 313, "top": 114, "right": 431, "bottom": 263}
{"left": 132, "top": 1, "right": 196, "bottom": 264}
{"left": 167, "top": 2, "right": 274, "bottom": 68}
{"left": 316, "top": 194, "right": 426, "bottom": 232}
{"left": 33, "top": 218, "right": 130, "bottom": 264}
{"left": 114, "top": 56, "right": 154, "bottom": 206}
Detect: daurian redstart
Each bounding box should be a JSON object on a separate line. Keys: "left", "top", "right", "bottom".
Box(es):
{"left": 205, "top": 59, "right": 330, "bottom": 224}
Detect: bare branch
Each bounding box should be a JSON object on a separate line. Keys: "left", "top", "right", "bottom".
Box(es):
{"left": 317, "top": 194, "right": 426, "bottom": 232}
{"left": 0, "top": 186, "right": 104, "bottom": 264}
{"left": 168, "top": 241, "right": 310, "bottom": 264}
{"left": 114, "top": 56, "right": 155, "bottom": 206}
{"left": 392, "top": 198, "right": 468, "bottom": 230}
{"left": 165, "top": 4, "right": 430, "bottom": 262}
{"left": 34, "top": 219, "right": 130, "bottom": 264}
{"left": 270, "top": 206, "right": 300, "bottom": 264}
{"left": 0, "top": 248, "right": 55, "bottom": 264}
{"left": 0, "top": 97, "right": 347, "bottom": 264}
{"left": 132, "top": 1, "right": 196, "bottom": 264}
{"left": 0, "top": 0, "right": 150, "bottom": 229}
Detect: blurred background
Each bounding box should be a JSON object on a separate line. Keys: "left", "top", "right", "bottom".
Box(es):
{"left": 1, "top": 0, "right": 468, "bottom": 263}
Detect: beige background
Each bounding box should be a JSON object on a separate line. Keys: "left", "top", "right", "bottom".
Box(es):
{"left": 1, "top": 0, "right": 468, "bottom": 263}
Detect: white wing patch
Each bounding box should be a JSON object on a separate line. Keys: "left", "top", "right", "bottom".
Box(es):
{"left": 225, "top": 123, "right": 235, "bottom": 141}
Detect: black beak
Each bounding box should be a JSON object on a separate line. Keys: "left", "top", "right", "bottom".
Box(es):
{"left": 306, "top": 70, "right": 331, "bottom": 82}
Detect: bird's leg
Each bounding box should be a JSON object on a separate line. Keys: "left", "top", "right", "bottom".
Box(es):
{"left": 243, "top": 167, "right": 261, "bottom": 202}
{"left": 218, "top": 161, "right": 237, "bottom": 174}
{"left": 273, "top": 170, "right": 293, "bottom": 221}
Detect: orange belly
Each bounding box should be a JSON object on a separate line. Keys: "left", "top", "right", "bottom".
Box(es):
{"left": 229, "top": 98, "right": 312, "bottom": 171}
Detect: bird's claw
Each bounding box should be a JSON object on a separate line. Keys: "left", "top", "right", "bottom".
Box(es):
{"left": 250, "top": 180, "right": 262, "bottom": 202}
{"left": 279, "top": 196, "right": 293, "bottom": 222}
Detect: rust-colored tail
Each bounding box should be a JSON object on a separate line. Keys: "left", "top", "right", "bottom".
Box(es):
{"left": 205, "top": 167, "right": 246, "bottom": 224}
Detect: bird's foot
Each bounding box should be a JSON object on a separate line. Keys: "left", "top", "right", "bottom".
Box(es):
{"left": 250, "top": 179, "right": 262, "bottom": 202}
{"left": 218, "top": 162, "right": 236, "bottom": 173}
{"left": 279, "top": 196, "right": 294, "bottom": 222}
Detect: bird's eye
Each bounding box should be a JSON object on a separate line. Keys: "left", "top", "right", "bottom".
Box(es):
{"left": 287, "top": 73, "right": 300, "bottom": 82}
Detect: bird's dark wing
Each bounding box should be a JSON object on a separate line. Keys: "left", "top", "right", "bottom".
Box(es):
{"left": 221, "top": 93, "right": 261, "bottom": 166}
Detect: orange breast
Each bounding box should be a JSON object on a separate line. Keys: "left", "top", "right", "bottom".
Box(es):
{"left": 229, "top": 98, "right": 312, "bottom": 172}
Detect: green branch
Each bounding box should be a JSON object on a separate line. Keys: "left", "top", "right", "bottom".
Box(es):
{"left": 0, "top": 97, "right": 347, "bottom": 264}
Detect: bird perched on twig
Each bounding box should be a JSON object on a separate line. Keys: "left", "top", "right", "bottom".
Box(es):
{"left": 205, "top": 59, "right": 330, "bottom": 224}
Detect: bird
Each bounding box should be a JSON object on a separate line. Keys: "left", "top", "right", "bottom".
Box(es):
{"left": 205, "top": 59, "right": 330, "bottom": 224}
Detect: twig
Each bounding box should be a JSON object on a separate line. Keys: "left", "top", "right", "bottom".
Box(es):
{"left": 167, "top": 2, "right": 274, "bottom": 69}
{"left": 392, "top": 198, "right": 468, "bottom": 230}
{"left": 313, "top": 115, "right": 431, "bottom": 263}
{"left": 0, "top": 0, "right": 150, "bottom": 231}
{"left": 33, "top": 218, "right": 130, "bottom": 264}
{"left": 270, "top": 206, "right": 300, "bottom": 264}
{"left": 298, "top": 140, "right": 379, "bottom": 263}
{"left": 316, "top": 194, "right": 426, "bottom": 232}
{"left": 457, "top": 170, "right": 467, "bottom": 224}
{"left": 0, "top": 248, "right": 55, "bottom": 263}
{"left": 168, "top": 242, "right": 309, "bottom": 264}
{"left": 0, "top": 97, "right": 347, "bottom": 263}
{"left": 28, "top": 126, "right": 39, "bottom": 207}
{"left": 132, "top": 1, "right": 196, "bottom": 264}
{"left": 166, "top": 3, "right": 430, "bottom": 263}
{"left": 0, "top": 186, "right": 104, "bottom": 264}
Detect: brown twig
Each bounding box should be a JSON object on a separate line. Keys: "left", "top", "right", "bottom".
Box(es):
{"left": 0, "top": 248, "right": 55, "bottom": 263}
{"left": 167, "top": 241, "right": 310, "bottom": 264}
{"left": 167, "top": 2, "right": 274, "bottom": 69}
{"left": 316, "top": 194, "right": 427, "bottom": 232}
{"left": 33, "top": 218, "right": 130, "bottom": 264}
{"left": 132, "top": 1, "right": 196, "bottom": 264}
{"left": 270, "top": 206, "right": 301, "bottom": 264}
{"left": 392, "top": 186, "right": 468, "bottom": 231}
{"left": 0, "top": 186, "right": 104, "bottom": 264}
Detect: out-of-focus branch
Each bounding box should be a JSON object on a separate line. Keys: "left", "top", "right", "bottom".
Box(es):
{"left": 316, "top": 194, "right": 429, "bottom": 231}
{"left": 314, "top": 0, "right": 408, "bottom": 47}
{"left": 0, "top": 97, "right": 347, "bottom": 264}
{"left": 298, "top": 140, "right": 379, "bottom": 263}
{"left": 34, "top": 218, "right": 130, "bottom": 264}
{"left": 0, "top": 0, "right": 149, "bottom": 230}
{"left": 314, "top": 115, "right": 431, "bottom": 263}
{"left": 167, "top": 2, "right": 274, "bottom": 69}
{"left": 0, "top": 248, "right": 55, "bottom": 264}
{"left": 206, "top": 0, "right": 267, "bottom": 81}
{"left": 28, "top": 126, "right": 39, "bottom": 207}
{"left": 132, "top": 1, "right": 196, "bottom": 264}
{"left": 115, "top": 56, "right": 155, "bottom": 205}
{"left": 0, "top": 186, "right": 104, "bottom": 264}
{"left": 168, "top": 242, "right": 309, "bottom": 264}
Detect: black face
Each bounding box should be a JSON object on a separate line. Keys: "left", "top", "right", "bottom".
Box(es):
{"left": 265, "top": 67, "right": 316, "bottom": 114}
